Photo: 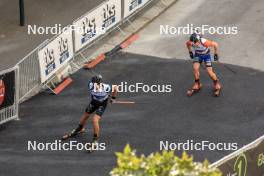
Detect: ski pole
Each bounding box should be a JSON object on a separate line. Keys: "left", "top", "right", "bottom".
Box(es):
{"left": 111, "top": 100, "right": 136, "bottom": 104}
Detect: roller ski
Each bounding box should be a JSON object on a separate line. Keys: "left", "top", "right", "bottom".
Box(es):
{"left": 61, "top": 127, "right": 85, "bottom": 140}
{"left": 187, "top": 81, "right": 202, "bottom": 97}
{"left": 213, "top": 80, "right": 222, "bottom": 97}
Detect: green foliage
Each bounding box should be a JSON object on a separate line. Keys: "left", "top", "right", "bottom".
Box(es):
{"left": 110, "top": 144, "right": 222, "bottom": 176}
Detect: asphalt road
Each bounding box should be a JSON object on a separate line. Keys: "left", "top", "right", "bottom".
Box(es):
{"left": 0, "top": 53, "right": 263, "bottom": 176}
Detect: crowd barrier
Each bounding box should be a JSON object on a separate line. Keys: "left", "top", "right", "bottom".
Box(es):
{"left": 72, "top": 0, "right": 155, "bottom": 68}
{"left": 211, "top": 135, "right": 264, "bottom": 176}
{"left": 0, "top": 67, "right": 19, "bottom": 125}
{"left": 16, "top": 40, "right": 48, "bottom": 102}
{"left": 37, "top": 27, "right": 74, "bottom": 93}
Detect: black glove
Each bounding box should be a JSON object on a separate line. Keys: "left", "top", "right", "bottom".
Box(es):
{"left": 214, "top": 54, "right": 219, "bottom": 61}
{"left": 110, "top": 96, "right": 116, "bottom": 103}
{"left": 189, "top": 51, "right": 194, "bottom": 59}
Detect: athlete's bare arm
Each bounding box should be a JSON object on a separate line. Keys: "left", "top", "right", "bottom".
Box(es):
{"left": 186, "top": 41, "right": 193, "bottom": 52}
{"left": 205, "top": 40, "right": 219, "bottom": 55}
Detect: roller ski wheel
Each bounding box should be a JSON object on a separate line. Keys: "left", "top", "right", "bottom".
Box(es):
{"left": 187, "top": 83, "right": 202, "bottom": 97}
{"left": 62, "top": 128, "right": 85, "bottom": 140}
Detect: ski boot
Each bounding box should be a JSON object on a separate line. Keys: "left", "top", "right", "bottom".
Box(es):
{"left": 62, "top": 127, "right": 85, "bottom": 140}
{"left": 87, "top": 134, "right": 99, "bottom": 153}
{"left": 213, "top": 80, "right": 222, "bottom": 97}
{"left": 187, "top": 80, "right": 202, "bottom": 97}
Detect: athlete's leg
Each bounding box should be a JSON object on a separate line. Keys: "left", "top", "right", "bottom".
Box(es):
{"left": 79, "top": 112, "right": 90, "bottom": 126}
{"left": 206, "top": 66, "right": 217, "bottom": 80}
{"left": 193, "top": 62, "right": 200, "bottom": 80}
{"left": 203, "top": 54, "right": 221, "bottom": 90}
{"left": 92, "top": 100, "right": 107, "bottom": 141}
{"left": 206, "top": 67, "right": 221, "bottom": 90}
{"left": 73, "top": 102, "right": 96, "bottom": 134}
{"left": 192, "top": 62, "right": 201, "bottom": 89}
{"left": 92, "top": 114, "right": 101, "bottom": 141}
{"left": 71, "top": 112, "right": 90, "bottom": 134}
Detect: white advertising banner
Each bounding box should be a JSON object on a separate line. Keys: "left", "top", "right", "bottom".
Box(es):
{"left": 123, "top": 0, "right": 150, "bottom": 19}
{"left": 38, "top": 27, "right": 74, "bottom": 83}
{"left": 73, "top": 0, "right": 122, "bottom": 52}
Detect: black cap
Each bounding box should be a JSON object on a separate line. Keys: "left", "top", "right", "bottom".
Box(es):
{"left": 91, "top": 74, "right": 102, "bottom": 83}
{"left": 190, "top": 33, "right": 200, "bottom": 43}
